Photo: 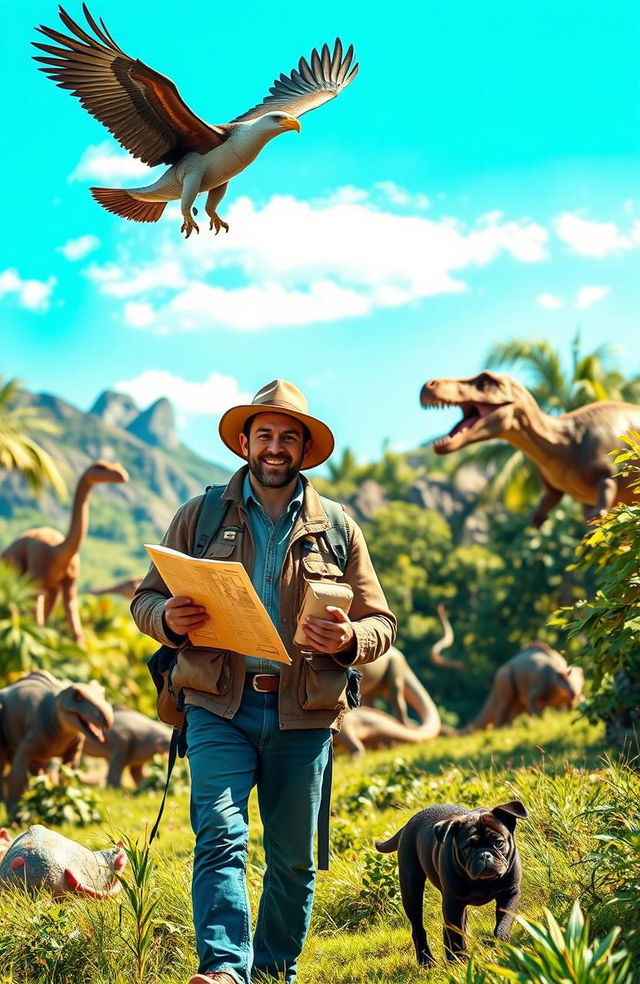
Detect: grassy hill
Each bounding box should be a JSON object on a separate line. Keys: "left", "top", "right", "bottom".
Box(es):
{"left": 2, "top": 711, "right": 637, "bottom": 983}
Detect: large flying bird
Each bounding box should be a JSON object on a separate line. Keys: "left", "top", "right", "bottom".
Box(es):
{"left": 34, "top": 5, "right": 359, "bottom": 238}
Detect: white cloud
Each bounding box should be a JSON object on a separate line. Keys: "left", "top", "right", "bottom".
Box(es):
{"left": 123, "top": 302, "right": 157, "bottom": 327}
{"left": 0, "top": 269, "right": 56, "bottom": 311}
{"left": 374, "top": 181, "right": 430, "bottom": 210}
{"left": 575, "top": 285, "right": 610, "bottom": 310}
{"left": 59, "top": 234, "right": 100, "bottom": 261}
{"left": 86, "top": 190, "right": 549, "bottom": 332}
{"left": 554, "top": 213, "right": 632, "bottom": 257}
{"left": 114, "top": 371, "right": 252, "bottom": 418}
{"left": 69, "top": 142, "right": 152, "bottom": 183}
{"left": 537, "top": 292, "right": 564, "bottom": 309}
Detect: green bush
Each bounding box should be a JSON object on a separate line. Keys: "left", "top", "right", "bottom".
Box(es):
{"left": 13, "top": 766, "right": 102, "bottom": 827}
{"left": 556, "top": 432, "right": 640, "bottom": 753}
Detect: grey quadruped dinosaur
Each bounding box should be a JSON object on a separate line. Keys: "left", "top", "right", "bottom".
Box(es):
{"left": 359, "top": 612, "right": 461, "bottom": 727}
{"left": 82, "top": 706, "right": 172, "bottom": 787}
{"left": 335, "top": 704, "right": 442, "bottom": 757}
{"left": 462, "top": 642, "right": 583, "bottom": 732}
{"left": 0, "top": 825, "right": 126, "bottom": 897}
{"left": 0, "top": 671, "right": 113, "bottom": 814}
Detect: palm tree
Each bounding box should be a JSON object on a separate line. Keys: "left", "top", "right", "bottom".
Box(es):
{"left": 449, "top": 334, "right": 640, "bottom": 513}
{"left": 0, "top": 376, "right": 66, "bottom": 496}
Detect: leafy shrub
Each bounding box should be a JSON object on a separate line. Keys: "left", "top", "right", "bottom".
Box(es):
{"left": 556, "top": 432, "right": 640, "bottom": 753}
{"left": 321, "top": 850, "right": 401, "bottom": 931}
{"left": 485, "top": 900, "right": 633, "bottom": 984}
{"left": 337, "top": 757, "right": 428, "bottom": 815}
{"left": 578, "top": 764, "right": 640, "bottom": 956}
{"left": 13, "top": 766, "right": 102, "bottom": 827}
{"left": 0, "top": 900, "right": 89, "bottom": 983}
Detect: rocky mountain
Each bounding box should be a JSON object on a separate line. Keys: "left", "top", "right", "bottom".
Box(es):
{"left": 0, "top": 388, "right": 231, "bottom": 586}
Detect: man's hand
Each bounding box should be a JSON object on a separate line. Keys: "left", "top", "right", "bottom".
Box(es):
{"left": 302, "top": 605, "right": 355, "bottom": 655}
{"left": 163, "top": 595, "right": 208, "bottom": 637}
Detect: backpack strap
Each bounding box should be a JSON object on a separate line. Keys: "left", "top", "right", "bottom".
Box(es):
{"left": 318, "top": 494, "right": 349, "bottom": 573}
{"left": 193, "top": 485, "right": 231, "bottom": 558}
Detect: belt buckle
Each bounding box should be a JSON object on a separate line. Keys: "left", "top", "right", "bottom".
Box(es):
{"left": 252, "top": 673, "right": 275, "bottom": 693}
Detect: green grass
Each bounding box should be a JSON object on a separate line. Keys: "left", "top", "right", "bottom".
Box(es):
{"left": 0, "top": 710, "right": 637, "bottom": 984}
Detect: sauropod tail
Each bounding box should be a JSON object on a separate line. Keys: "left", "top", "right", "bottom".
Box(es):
{"left": 375, "top": 828, "right": 403, "bottom": 853}
{"left": 90, "top": 187, "right": 167, "bottom": 223}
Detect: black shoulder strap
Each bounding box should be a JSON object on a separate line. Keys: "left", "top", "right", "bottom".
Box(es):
{"left": 192, "top": 484, "right": 231, "bottom": 557}
{"left": 318, "top": 494, "right": 349, "bottom": 573}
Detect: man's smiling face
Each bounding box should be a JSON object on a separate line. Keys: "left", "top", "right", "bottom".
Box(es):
{"left": 239, "top": 411, "right": 312, "bottom": 488}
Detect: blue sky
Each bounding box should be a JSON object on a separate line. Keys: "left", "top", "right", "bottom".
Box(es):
{"left": 1, "top": 0, "right": 639, "bottom": 473}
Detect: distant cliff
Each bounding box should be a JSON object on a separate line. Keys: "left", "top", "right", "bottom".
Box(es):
{"left": 0, "top": 388, "right": 231, "bottom": 587}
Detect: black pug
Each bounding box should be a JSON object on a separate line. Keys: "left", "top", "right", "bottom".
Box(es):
{"left": 376, "top": 800, "right": 528, "bottom": 964}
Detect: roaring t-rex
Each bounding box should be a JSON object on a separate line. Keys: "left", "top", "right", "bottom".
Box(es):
{"left": 0, "top": 670, "right": 114, "bottom": 815}
{"left": 2, "top": 460, "right": 129, "bottom": 644}
{"left": 0, "top": 824, "right": 126, "bottom": 897}
{"left": 462, "top": 642, "right": 584, "bottom": 733}
{"left": 420, "top": 371, "right": 640, "bottom": 526}
{"left": 82, "top": 706, "right": 171, "bottom": 787}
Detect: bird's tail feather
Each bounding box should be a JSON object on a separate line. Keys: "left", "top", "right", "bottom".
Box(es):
{"left": 90, "top": 188, "right": 167, "bottom": 223}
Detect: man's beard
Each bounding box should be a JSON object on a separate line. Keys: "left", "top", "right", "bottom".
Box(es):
{"left": 248, "top": 450, "right": 302, "bottom": 488}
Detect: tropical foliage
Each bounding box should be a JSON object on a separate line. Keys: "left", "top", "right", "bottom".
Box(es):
{"left": 555, "top": 432, "right": 640, "bottom": 752}
{"left": 0, "top": 376, "right": 66, "bottom": 496}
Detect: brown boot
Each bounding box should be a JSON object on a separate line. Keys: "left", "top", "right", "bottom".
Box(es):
{"left": 188, "top": 974, "right": 238, "bottom": 984}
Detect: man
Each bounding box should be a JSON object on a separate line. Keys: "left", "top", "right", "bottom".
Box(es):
{"left": 131, "top": 379, "right": 396, "bottom": 984}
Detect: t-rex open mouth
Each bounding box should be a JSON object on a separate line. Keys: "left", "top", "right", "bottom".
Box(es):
{"left": 421, "top": 397, "right": 505, "bottom": 450}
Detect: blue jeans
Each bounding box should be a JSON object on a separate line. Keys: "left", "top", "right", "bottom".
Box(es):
{"left": 185, "top": 693, "right": 332, "bottom": 984}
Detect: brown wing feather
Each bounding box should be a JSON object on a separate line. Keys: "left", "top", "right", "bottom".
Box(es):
{"left": 232, "top": 38, "right": 358, "bottom": 123}
{"left": 33, "top": 4, "right": 227, "bottom": 167}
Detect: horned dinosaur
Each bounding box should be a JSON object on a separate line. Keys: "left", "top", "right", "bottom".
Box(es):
{"left": 462, "top": 642, "right": 584, "bottom": 732}
{"left": 335, "top": 704, "right": 442, "bottom": 757}
{"left": 420, "top": 371, "right": 640, "bottom": 526}
{"left": 90, "top": 577, "right": 142, "bottom": 600}
{"left": 0, "top": 670, "right": 113, "bottom": 815}
{"left": 360, "top": 620, "right": 460, "bottom": 726}
{"left": 82, "top": 706, "right": 171, "bottom": 787}
{"left": 2, "top": 460, "right": 129, "bottom": 644}
{"left": 0, "top": 824, "right": 126, "bottom": 897}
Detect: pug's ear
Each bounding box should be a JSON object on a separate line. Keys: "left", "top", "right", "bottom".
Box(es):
{"left": 434, "top": 818, "right": 461, "bottom": 844}
{"left": 492, "top": 801, "right": 529, "bottom": 830}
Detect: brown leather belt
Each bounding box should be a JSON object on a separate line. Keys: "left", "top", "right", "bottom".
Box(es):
{"left": 245, "top": 672, "right": 279, "bottom": 693}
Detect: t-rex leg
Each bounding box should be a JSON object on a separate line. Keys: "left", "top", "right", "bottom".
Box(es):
{"left": 530, "top": 475, "right": 563, "bottom": 528}
{"left": 61, "top": 576, "right": 85, "bottom": 646}
{"left": 586, "top": 474, "right": 618, "bottom": 521}
{"left": 205, "top": 183, "right": 229, "bottom": 234}
{"left": 34, "top": 591, "right": 46, "bottom": 626}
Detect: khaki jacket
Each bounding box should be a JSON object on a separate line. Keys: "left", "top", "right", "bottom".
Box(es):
{"left": 131, "top": 467, "right": 396, "bottom": 730}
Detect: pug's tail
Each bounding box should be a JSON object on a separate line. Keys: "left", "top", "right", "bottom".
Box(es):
{"left": 375, "top": 828, "right": 404, "bottom": 853}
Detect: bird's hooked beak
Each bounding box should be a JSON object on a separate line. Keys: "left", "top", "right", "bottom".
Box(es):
{"left": 279, "top": 116, "right": 301, "bottom": 133}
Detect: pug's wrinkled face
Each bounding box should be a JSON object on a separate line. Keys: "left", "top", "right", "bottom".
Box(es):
{"left": 435, "top": 800, "right": 527, "bottom": 882}
{"left": 452, "top": 814, "right": 514, "bottom": 880}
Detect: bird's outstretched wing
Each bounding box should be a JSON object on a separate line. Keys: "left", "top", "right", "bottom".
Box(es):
{"left": 232, "top": 39, "right": 358, "bottom": 123}
{"left": 33, "top": 4, "right": 228, "bottom": 167}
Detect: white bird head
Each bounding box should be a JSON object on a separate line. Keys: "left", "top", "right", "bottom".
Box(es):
{"left": 254, "top": 112, "right": 302, "bottom": 137}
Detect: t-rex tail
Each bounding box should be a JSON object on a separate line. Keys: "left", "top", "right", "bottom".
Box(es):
{"left": 90, "top": 187, "right": 167, "bottom": 223}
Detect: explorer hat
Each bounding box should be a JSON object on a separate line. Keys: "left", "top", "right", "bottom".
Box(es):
{"left": 218, "top": 379, "right": 335, "bottom": 469}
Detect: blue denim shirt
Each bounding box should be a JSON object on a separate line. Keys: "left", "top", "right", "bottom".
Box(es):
{"left": 243, "top": 473, "right": 304, "bottom": 675}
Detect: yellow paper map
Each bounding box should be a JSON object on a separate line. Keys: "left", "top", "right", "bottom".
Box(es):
{"left": 145, "top": 544, "right": 291, "bottom": 664}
